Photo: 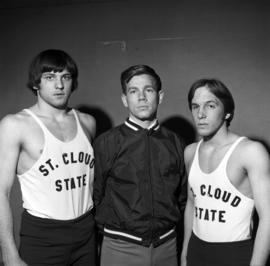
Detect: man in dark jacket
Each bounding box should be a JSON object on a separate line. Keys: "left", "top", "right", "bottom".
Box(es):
{"left": 93, "top": 65, "right": 187, "bottom": 266}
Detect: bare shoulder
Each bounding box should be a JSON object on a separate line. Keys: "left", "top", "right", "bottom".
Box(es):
{"left": 184, "top": 142, "right": 199, "bottom": 171}
{"left": 184, "top": 142, "right": 198, "bottom": 161}
{"left": 236, "top": 138, "right": 270, "bottom": 172}
{"left": 0, "top": 110, "right": 31, "bottom": 141}
{"left": 75, "top": 110, "right": 96, "bottom": 139}
{"left": 238, "top": 138, "right": 269, "bottom": 160}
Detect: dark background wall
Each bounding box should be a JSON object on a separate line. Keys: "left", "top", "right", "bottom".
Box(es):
{"left": 0, "top": 0, "right": 269, "bottom": 264}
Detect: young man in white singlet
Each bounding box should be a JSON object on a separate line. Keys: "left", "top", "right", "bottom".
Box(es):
{"left": 0, "top": 49, "right": 96, "bottom": 265}
{"left": 181, "top": 79, "right": 270, "bottom": 266}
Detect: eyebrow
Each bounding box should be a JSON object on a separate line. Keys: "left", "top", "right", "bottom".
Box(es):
{"left": 42, "top": 72, "right": 54, "bottom": 76}
{"left": 205, "top": 100, "right": 219, "bottom": 104}
{"left": 191, "top": 99, "right": 219, "bottom": 105}
{"left": 127, "top": 86, "right": 138, "bottom": 91}
{"left": 42, "top": 72, "right": 71, "bottom": 76}
{"left": 127, "top": 85, "right": 155, "bottom": 90}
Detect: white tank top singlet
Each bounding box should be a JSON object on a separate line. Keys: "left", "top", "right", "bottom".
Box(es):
{"left": 17, "top": 109, "right": 94, "bottom": 220}
{"left": 188, "top": 137, "right": 254, "bottom": 242}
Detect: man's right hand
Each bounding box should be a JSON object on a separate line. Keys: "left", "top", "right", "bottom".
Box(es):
{"left": 3, "top": 256, "right": 28, "bottom": 266}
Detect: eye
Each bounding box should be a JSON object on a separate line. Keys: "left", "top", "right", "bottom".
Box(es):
{"left": 63, "top": 75, "right": 72, "bottom": 81}
{"left": 128, "top": 89, "right": 136, "bottom": 94}
{"left": 207, "top": 103, "right": 216, "bottom": 109}
{"left": 191, "top": 104, "right": 199, "bottom": 110}
{"left": 146, "top": 87, "right": 154, "bottom": 93}
{"left": 43, "top": 75, "right": 54, "bottom": 81}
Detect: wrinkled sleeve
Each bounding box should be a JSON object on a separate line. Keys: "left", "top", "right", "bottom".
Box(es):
{"left": 176, "top": 135, "right": 188, "bottom": 214}
{"left": 93, "top": 135, "right": 110, "bottom": 209}
{"left": 178, "top": 166, "right": 187, "bottom": 214}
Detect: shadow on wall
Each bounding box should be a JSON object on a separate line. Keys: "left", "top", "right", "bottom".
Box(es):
{"left": 161, "top": 115, "right": 197, "bottom": 146}
{"left": 76, "top": 105, "right": 114, "bottom": 138}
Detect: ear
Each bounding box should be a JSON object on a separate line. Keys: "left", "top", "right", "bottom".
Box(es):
{"left": 33, "top": 86, "right": 39, "bottom": 91}
{"left": 225, "top": 113, "right": 231, "bottom": 120}
{"left": 158, "top": 90, "right": 164, "bottom": 104}
{"left": 121, "top": 94, "right": 128, "bottom": 107}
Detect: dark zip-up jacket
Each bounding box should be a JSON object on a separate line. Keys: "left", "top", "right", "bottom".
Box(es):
{"left": 93, "top": 118, "right": 187, "bottom": 247}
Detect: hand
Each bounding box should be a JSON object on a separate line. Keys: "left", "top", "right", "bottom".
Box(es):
{"left": 180, "top": 256, "right": 187, "bottom": 266}
{"left": 4, "top": 257, "right": 28, "bottom": 266}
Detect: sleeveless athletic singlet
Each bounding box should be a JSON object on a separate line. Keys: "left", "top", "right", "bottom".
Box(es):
{"left": 17, "top": 109, "right": 94, "bottom": 220}
{"left": 188, "top": 137, "right": 254, "bottom": 242}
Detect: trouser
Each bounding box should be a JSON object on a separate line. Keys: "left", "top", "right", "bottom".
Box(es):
{"left": 19, "top": 210, "right": 96, "bottom": 266}
{"left": 100, "top": 236, "right": 178, "bottom": 266}
{"left": 187, "top": 232, "right": 253, "bottom": 266}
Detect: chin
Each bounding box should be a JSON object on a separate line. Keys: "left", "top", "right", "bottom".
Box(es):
{"left": 139, "top": 114, "right": 156, "bottom": 121}
{"left": 138, "top": 111, "right": 156, "bottom": 119}
{"left": 197, "top": 129, "right": 211, "bottom": 137}
{"left": 53, "top": 103, "right": 68, "bottom": 109}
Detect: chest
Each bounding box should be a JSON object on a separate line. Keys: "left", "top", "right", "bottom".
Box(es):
{"left": 196, "top": 147, "right": 251, "bottom": 197}
{"left": 17, "top": 118, "right": 79, "bottom": 174}
{"left": 31, "top": 117, "right": 76, "bottom": 145}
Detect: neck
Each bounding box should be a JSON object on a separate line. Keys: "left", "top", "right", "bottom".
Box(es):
{"left": 129, "top": 116, "right": 157, "bottom": 129}
{"left": 202, "top": 126, "right": 231, "bottom": 146}
{"left": 33, "top": 101, "right": 70, "bottom": 119}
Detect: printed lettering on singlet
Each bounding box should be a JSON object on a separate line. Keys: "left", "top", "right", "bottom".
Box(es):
{"left": 38, "top": 151, "right": 95, "bottom": 192}
{"left": 192, "top": 184, "right": 242, "bottom": 223}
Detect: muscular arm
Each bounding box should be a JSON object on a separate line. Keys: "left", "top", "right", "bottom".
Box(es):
{"left": 77, "top": 111, "right": 96, "bottom": 140}
{"left": 245, "top": 141, "right": 270, "bottom": 266}
{"left": 180, "top": 144, "right": 196, "bottom": 266}
{"left": 0, "top": 115, "right": 27, "bottom": 265}
{"left": 181, "top": 184, "right": 194, "bottom": 266}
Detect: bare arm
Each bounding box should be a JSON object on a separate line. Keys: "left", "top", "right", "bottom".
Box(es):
{"left": 180, "top": 143, "right": 196, "bottom": 266}
{"left": 0, "top": 115, "right": 27, "bottom": 265}
{"left": 245, "top": 141, "right": 270, "bottom": 266}
{"left": 77, "top": 111, "right": 96, "bottom": 140}
{"left": 181, "top": 184, "right": 194, "bottom": 266}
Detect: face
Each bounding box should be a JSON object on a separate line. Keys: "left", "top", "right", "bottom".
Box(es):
{"left": 35, "top": 69, "right": 73, "bottom": 109}
{"left": 191, "top": 86, "right": 229, "bottom": 137}
{"left": 121, "top": 74, "right": 164, "bottom": 126}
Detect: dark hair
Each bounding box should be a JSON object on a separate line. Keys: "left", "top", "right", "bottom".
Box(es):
{"left": 188, "top": 78, "right": 235, "bottom": 126}
{"left": 120, "top": 65, "right": 162, "bottom": 94}
{"left": 27, "top": 49, "right": 78, "bottom": 94}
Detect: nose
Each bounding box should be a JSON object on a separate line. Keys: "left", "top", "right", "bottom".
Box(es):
{"left": 198, "top": 107, "right": 206, "bottom": 119}
{"left": 138, "top": 90, "right": 147, "bottom": 101}
{"left": 56, "top": 77, "right": 64, "bottom": 89}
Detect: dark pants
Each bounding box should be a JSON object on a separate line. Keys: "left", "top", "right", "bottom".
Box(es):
{"left": 19, "top": 210, "right": 96, "bottom": 266}
{"left": 187, "top": 232, "right": 253, "bottom": 266}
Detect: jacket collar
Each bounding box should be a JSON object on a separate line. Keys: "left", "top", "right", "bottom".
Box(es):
{"left": 124, "top": 117, "right": 160, "bottom": 131}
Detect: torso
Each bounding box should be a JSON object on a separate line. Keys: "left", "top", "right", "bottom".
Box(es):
{"left": 13, "top": 107, "right": 95, "bottom": 219}
{"left": 16, "top": 108, "right": 92, "bottom": 175}
{"left": 187, "top": 135, "right": 255, "bottom": 242}
{"left": 197, "top": 137, "right": 253, "bottom": 199}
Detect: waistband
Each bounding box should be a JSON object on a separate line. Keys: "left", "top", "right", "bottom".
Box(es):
{"left": 191, "top": 231, "right": 253, "bottom": 246}
{"left": 22, "top": 208, "right": 93, "bottom": 225}
{"left": 103, "top": 227, "right": 176, "bottom": 247}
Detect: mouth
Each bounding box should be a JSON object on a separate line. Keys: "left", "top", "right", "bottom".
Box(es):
{"left": 137, "top": 106, "right": 149, "bottom": 110}
{"left": 197, "top": 123, "right": 208, "bottom": 127}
